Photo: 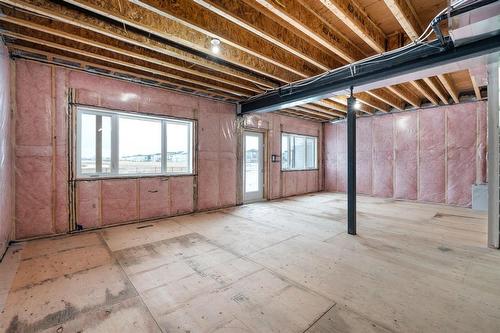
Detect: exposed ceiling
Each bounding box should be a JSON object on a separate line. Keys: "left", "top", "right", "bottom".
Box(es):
{"left": 0, "top": 0, "right": 487, "bottom": 122}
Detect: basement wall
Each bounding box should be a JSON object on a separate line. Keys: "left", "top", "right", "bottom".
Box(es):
{"left": 13, "top": 59, "right": 321, "bottom": 240}
{"left": 324, "top": 101, "right": 487, "bottom": 207}
{"left": 243, "top": 113, "right": 322, "bottom": 199}
{"left": 0, "top": 43, "right": 13, "bottom": 255}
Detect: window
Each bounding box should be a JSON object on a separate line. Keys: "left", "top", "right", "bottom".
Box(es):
{"left": 281, "top": 133, "right": 317, "bottom": 170}
{"left": 77, "top": 107, "right": 194, "bottom": 178}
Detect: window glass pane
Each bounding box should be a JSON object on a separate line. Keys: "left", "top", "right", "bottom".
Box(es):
{"left": 281, "top": 133, "right": 317, "bottom": 171}
{"left": 281, "top": 134, "right": 289, "bottom": 169}
{"left": 119, "top": 117, "right": 162, "bottom": 174}
{"left": 245, "top": 135, "right": 259, "bottom": 192}
{"left": 80, "top": 114, "right": 112, "bottom": 175}
{"left": 306, "top": 137, "right": 316, "bottom": 169}
{"left": 293, "top": 136, "right": 306, "bottom": 170}
{"left": 77, "top": 107, "right": 194, "bottom": 178}
{"left": 166, "top": 121, "right": 192, "bottom": 174}
{"left": 80, "top": 113, "right": 96, "bottom": 174}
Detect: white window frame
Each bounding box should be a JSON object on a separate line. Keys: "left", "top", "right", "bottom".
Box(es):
{"left": 281, "top": 133, "right": 318, "bottom": 171}
{"left": 76, "top": 106, "right": 194, "bottom": 178}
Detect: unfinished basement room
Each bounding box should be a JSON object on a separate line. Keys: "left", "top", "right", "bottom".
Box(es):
{"left": 0, "top": 0, "right": 500, "bottom": 332}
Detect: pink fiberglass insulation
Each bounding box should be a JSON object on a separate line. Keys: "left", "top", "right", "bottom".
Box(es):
{"left": 15, "top": 154, "right": 54, "bottom": 237}
{"left": 269, "top": 116, "right": 282, "bottom": 199}
{"left": 0, "top": 43, "right": 12, "bottom": 253}
{"left": 372, "top": 116, "right": 394, "bottom": 198}
{"left": 139, "top": 178, "right": 170, "bottom": 220}
{"left": 15, "top": 62, "right": 54, "bottom": 238}
{"left": 447, "top": 104, "right": 477, "bottom": 206}
{"left": 324, "top": 124, "right": 337, "bottom": 191}
{"left": 307, "top": 171, "right": 319, "bottom": 193}
{"left": 218, "top": 104, "right": 237, "bottom": 207}
{"left": 324, "top": 101, "right": 485, "bottom": 207}
{"left": 197, "top": 99, "right": 237, "bottom": 211}
{"left": 419, "top": 108, "right": 446, "bottom": 203}
{"left": 169, "top": 176, "right": 194, "bottom": 215}
{"left": 477, "top": 103, "right": 487, "bottom": 183}
{"left": 243, "top": 113, "right": 321, "bottom": 198}
{"left": 197, "top": 156, "right": 220, "bottom": 210}
{"left": 336, "top": 123, "right": 347, "bottom": 193}
{"left": 76, "top": 181, "right": 101, "bottom": 229}
{"left": 13, "top": 60, "right": 241, "bottom": 238}
{"left": 54, "top": 68, "right": 69, "bottom": 234}
{"left": 356, "top": 117, "right": 373, "bottom": 195}
{"left": 101, "top": 179, "right": 138, "bottom": 225}
{"left": 296, "top": 171, "right": 308, "bottom": 194}
{"left": 394, "top": 112, "right": 418, "bottom": 200}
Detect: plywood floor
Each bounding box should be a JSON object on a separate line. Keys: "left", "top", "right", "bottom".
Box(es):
{"left": 0, "top": 193, "right": 498, "bottom": 333}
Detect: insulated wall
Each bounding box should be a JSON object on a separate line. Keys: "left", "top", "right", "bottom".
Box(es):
{"left": 13, "top": 60, "right": 321, "bottom": 240}
{"left": 14, "top": 60, "right": 237, "bottom": 239}
{"left": 243, "top": 113, "right": 322, "bottom": 199}
{"left": 0, "top": 43, "right": 12, "bottom": 255}
{"left": 325, "top": 102, "right": 487, "bottom": 207}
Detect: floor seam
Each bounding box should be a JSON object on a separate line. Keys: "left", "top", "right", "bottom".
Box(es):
{"left": 96, "top": 232, "right": 164, "bottom": 333}
{"left": 302, "top": 302, "right": 337, "bottom": 333}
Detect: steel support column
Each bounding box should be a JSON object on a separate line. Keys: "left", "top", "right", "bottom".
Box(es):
{"left": 347, "top": 89, "right": 356, "bottom": 235}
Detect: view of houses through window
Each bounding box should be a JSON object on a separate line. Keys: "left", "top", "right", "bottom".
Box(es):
{"left": 281, "top": 133, "right": 317, "bottom": 170}
{"left": 77, "top": 107, "right": 193, "bottom": 177}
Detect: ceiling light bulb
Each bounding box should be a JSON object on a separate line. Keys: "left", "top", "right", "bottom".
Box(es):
{"left": 210, "top": 38, "right": 221, "bottom": 54}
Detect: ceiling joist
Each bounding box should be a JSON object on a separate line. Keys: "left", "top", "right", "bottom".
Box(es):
{"left": 0, "top": 0, "right": 484, "bottom": 122}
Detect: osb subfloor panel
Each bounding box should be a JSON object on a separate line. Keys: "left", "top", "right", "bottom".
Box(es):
{"left": 1, "top": 193, "right": 498, "bottom": 333}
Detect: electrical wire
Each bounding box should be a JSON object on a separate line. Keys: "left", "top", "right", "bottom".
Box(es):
{"left": 245, "top": 0, "right": 479, "bottom": 101}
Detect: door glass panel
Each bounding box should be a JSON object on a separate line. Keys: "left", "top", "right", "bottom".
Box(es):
{"left": 245, "top": 135, "right": 259, "bottom": 193}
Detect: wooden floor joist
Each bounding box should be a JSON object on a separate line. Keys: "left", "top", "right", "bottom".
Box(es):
{"left": 9, "top": 44, "right": 237, "bottom": 100}
{"left": 314, "top": 0, "right": 386, "bottom": 53}
{"left": 409, "top": 80, "right": 440, "bottom": 106}
{"left": 366, "top": 88, "right": 405, "bottom": 111}
{"left": 438, "top": 73, "right": 460, "bottom": 104}
{"left": 469, "top": 69, "right": 483, "bottom": 101}
{"left": 2, "top": 30, "right": 248, "bottom": 98}
{"left": 192, "top": 0, "right": 341, "bottom": 71}
{"left": 0, "top": 0, "right": 483, "bottom": 122}
{"left": 0, "top": 0, "right": 277, "bottom": 89}
{"left": 355, "top": 92, "right": 391, "bottom": 113}
{"left": 315, "top": 99, "right": 347, "bottom": 113}
{"left": 301, "top": 103, "right": 345, "bottom": 117}
{"left": 61, "top": 0, "right": 302, "bottom": 82}
{"left": 386, "top": 85, "right": 421, "bottom": 108}
{"left": 0, "top": 14, "right": 264, "bottom": 95}
{"left": 253, "top": 0, "right": 365, "bottom": 63}
{"left": 423, "top": 77, "right": 450, "bottom": 105}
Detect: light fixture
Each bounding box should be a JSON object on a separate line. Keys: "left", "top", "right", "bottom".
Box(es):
{"left": 120, "top": 92, "right": 136, "bottom": 102}
{"left": 354, "top": 101, "right": 361, "bottom": 110}
{"left": 211, "top": 38, "right": 221, "bottom": 54}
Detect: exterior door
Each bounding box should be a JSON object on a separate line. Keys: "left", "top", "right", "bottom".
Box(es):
{"left": 243, "top": 131, "right": 264, "bottom": 202}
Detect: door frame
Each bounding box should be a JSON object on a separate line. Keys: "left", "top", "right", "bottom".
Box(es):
{"left": 237, "top": 128, "right": 269, "bottom": 204}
